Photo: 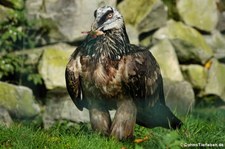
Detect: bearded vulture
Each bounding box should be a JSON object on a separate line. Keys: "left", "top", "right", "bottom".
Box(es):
{"left": 65, "top": 6, "right": 182, "bottom": 140}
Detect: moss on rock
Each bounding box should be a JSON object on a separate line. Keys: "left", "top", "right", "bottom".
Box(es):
{"left": 151, "top": 39, "right": 183, "bottom": 81}
{"left": 177, "top": 0, "right": 218, "bottom": 32}
{"left": 205, "top": 59, "right": 225, "bottom": 101}
{"left": 38, "top": 43, "right": 75, "bottom": 90}
{"left": 153, "top": 20, "right": 213, "bottom": 64}
{"left": 181, "top": 65, "right": 207, "bottom": 90}
{"left": 0, "top": 82, "right": 40, "bottom": 118}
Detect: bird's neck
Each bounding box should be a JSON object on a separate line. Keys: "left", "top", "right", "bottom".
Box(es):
{"left": 106, "top": 26, "right": 130, "bottom": 44}
{"left": 102, "top": 27, "right": 131, "bottom": 60}
{"left": 83, "top": 26, "right": 131, "bottom": 60}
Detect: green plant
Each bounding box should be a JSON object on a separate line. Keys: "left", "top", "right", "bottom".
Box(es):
{"left": 0, "top": 54, "right": 42, "bottom": 85}
{"left": 0, "top": 2, "right": 41, "bottom": 53}
{"left": 0, "top": 2, "right": 44, "bottom": 85}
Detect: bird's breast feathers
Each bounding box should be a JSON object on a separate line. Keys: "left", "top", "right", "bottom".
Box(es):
{"left": 75, "top": 52, "right": 147, "bottom": 98}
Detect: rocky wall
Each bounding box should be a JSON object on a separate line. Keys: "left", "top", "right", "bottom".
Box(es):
{"left": 0, "top": 0, "right": 225, "bottom": 127}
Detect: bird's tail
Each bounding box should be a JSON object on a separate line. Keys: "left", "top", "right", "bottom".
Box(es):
{"left": 164, "top": 107, "right": 183, "bottom": 129}
{"left": 137, "top": 104, "right": 183, "bottom": 129}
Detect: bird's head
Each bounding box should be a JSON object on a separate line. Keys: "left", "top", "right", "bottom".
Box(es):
{"left": 91, "top": 6, "right": 124, "bottom": 32}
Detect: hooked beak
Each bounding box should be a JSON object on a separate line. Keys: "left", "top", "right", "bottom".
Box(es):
{"left": 89, "top": 19, "right": 105, "bottom": 36}
{"left": 91, "top": 19, "right": 103, "bottom": 31}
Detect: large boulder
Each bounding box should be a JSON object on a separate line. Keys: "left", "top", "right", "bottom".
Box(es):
{"left": 25, "top": 0, "right": 116, "bottom": 43}
{"left": 181, "top": 65, "right": 207, "bottom": 90}
{"left": 153, "top": 20, "right": 213, "bottom": 64}
{"left": 0, "top": 107, "right": 13, "bottom": 127}
{"left": 150, "top": 39, "right": 183, "bottom": 81}
{"left": 43, "top": 91, "right": 116, "bottom": 128}
{"left": 163, "top": 79, "right": 195, "bottom": 115}
{"left": 204, "top": 30, "right": 225, "bottom": 63}
{"left": 43, "top": 91, "right": 89, "bottom": 129}
{"left": 216, "top": 0, "right": 225, "bottom": 31}
{"left": 126, "top": 24, "right": 139, "bottom": 45}
{"left": 14, "top": 47, "right": 44, "bottom": 66}
{"left": 217, "top": 11, "right": 225, "bottom": 32}
{"left": 0, "top": 82, "right": 40, "bottom": 119}
{"left": 118, "top": 0, "right": 167, "bottom": 33}
{"left": 205, "top": 59, "right": 225, "bottom": 101}
{"left": 177, "top": 0, "right": 218, "bottom": 32}
{"left": 38, "top": 43, "right": 75, "bottom": 90}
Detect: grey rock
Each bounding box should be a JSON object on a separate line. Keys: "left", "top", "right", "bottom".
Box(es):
{"left": 43, "top": 91, "right": 90, "bottom": 129}
{"left": 216, "top": 0, "right": 225, "bottom": 31}
{"left": 163, "top": 79, "right": 195, "bottom": 115}
{"left": 38, "top": 43, "right": 75, "bottom": 90}
{"left": 43, "top": 90, "right": 117, "bottom": 128}
{"left": 126, "top": 24, "right": 139, "bottom": 45}
{"left": 217, "top": 12, "right": 225, "bottom": 32}
{"left": 204, "top": 30, "right": 225, "bottom": 62}
{"left": 205, "top": 59, "right": 225, "bottom": 101}
{"left": 181, "top": 65, "right": 207, "bottom": 90}
{"left": 177, "top": 0, "right": 218, "bottom": 32}
{"left": 0, "top": 107, "right": 13, "bottom": 127}
{"left": 0, "top": 82, "right": 40, "bottom": 119}
{"left": 150, "top": 39, "right": 183, "bottom": 81}
{"left": 118, "top": 0, "right": 167, "bottom": 33}
{"left": 25, "top": 0, "right": 116, "bottom": 42}
{"left": 14, "top": 48, "right": 44, "bottom": 66}
{"left": 136, "top": 0, "right": 167, "bottom": 33}
{"left": 153, "top": 20, "right": 213, "bottom": 64}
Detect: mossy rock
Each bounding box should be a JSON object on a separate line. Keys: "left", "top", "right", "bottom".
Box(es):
{"left": 38, "top": 43, "right": 75, "bottom": 90}
{"left": 118, "top": 0, "right": 167, "bottom": 33}
{"left": 150, "top": 39, "right": 183, "bottom": 81}
{"left": 177, "top": 0, "right": 218, "bottom": 32}
{"left": 163, "top": 79, "right": 195, "bottom": 115}
{"left": 153, "top": 20, "right": 213, "bottom": 64}
{"left": 0, "top": 82, "right": 40, "bottom": 119}
{"left": 204, "top": 30, "right": 225, "bottom": 62}
{"left": 118, "top": 0, "right": 158, "bottom": 25}
{"left": 205, "top": 59, "right": 225, "bottom": 101}
{"left": 181, "top": 65, "right": 207, "bottom": 90}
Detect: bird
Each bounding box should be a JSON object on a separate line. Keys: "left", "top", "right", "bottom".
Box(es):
{"left": 65, "top": 6, "right": 182, "bottom": 140}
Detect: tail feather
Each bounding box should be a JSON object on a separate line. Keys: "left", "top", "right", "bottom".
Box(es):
{"left": 137, "top": 104, "right": 183, "bottom": 129}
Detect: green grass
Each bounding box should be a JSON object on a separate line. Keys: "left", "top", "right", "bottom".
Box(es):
{"left": 0, "top": 107, "right": 225, "bottom": 149}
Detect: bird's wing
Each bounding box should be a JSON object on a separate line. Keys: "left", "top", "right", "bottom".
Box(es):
{"left": 65, "top": 50, "right": 84, "bottom": 110}
{"left": 123, "top": 45, "right": 165, "bottom": 107}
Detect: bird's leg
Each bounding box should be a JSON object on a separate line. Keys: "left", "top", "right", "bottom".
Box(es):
{"left": 110, "top": 99, "right": 137, "bottom": 140}
{"left": 89, "top": 106, "right": 111, "bottom": 136}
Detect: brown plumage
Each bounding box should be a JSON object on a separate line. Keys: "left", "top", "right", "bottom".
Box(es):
{"left": 65, "top": 6, "right": 182, "bottom": 140}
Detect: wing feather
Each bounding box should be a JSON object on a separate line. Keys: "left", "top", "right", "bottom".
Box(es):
{"left": 124, "top": 46, "right": 165, "bottom": 107}
{"left": 65, "top": 56, "right": 84, "bottom": 110}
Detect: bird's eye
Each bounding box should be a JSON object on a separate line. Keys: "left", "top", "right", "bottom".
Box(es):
{"left": 107, "top": 13, "right": 113, "bottom": 19}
